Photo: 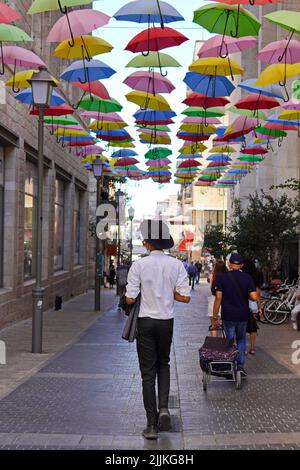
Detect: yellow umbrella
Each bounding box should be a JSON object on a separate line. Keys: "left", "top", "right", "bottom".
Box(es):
{"left": 53, "top": 35, "right": 113, "bottom": 59}
{"left": 180, "top": 123, "right": 216, "bottom": 133}
{"left": 139, "top": 133, "right": 171, "bottom": 145}
{"left": 54, "top": 128, "right": 89, "bottom": 137}
{"left": 189, "top": 57, "right": 244, "bottom": 77}
{"left": 278, "top": 109, "right": 300, "bottom": 121}
{"left": 256, "top": 63, "right": 300, "bottom": 86}
{"left": 108, "top": 141, "right": 135, "bottom": 148}
{"left": 125, "top": 91, "right": 171, "bottom": 111}
{"left": 179, "top": 142, "right": 207, "bottom": 154}
{"left": 209, "top": 145, "right": 237, "bottom": 153}
{"left": 81, "top": 154, "right": 108, "bottom": 164}
{"left": 89, "top": 120, "right": 128, "bottom": 131}
{"left": 253, "top": 138, "right": 269, "bottom": 144}
{"left": 6, "top": 69, "right": 59, "bottom": 89}
{"left": 147, "top": 165, "right": 171, "bottom": 171}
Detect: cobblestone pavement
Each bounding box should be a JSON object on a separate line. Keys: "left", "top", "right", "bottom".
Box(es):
{"left": 0, "top": 283, "right": 299, "bottom": 450}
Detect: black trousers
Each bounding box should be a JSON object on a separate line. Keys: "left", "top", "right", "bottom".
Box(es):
{"left": 136, "top": 317, "right": 174, "bottom": 426}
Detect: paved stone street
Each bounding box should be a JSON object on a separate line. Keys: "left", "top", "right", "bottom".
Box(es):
{"left": 0, "top": 283, "right": 300, "bottom": 450}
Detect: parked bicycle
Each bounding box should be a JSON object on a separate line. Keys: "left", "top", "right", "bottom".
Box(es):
{"left": 262, "top": 284, "right": 298, "bottom": 325}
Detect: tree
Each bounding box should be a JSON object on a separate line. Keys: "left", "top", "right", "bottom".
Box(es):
{"left": 203, "top": 224, "right": 233, "bottom": 261}
{"left": 229, "top": 191, "right": 300, "bottom": 279}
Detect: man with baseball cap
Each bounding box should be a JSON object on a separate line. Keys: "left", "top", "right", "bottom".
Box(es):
{"left": 126, "top": 219, "right": 190, "bottom": 440}
{"left": 213, "top": 252, "right": 258, "bottom": 376}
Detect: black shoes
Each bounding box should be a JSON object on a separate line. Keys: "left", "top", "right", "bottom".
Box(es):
{"left": 158, "top": 408, "right": 172, "bottom": 432}
{"left": 143, "top": 425, "right": 158, "bottom": 440}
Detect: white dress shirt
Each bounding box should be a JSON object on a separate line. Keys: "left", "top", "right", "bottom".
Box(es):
{"left": 126, "top": 251, "right": 191, "bottom": 320}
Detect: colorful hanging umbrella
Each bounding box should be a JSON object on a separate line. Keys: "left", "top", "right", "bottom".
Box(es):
{"left": 111, "top": 149, "right": 138, "bottom": 159}
{"left": 211, "top": 0, "right": 281, "bottom": 6}
{"left": 0, "top": 25, "right": 32, "bottom": 50}
{"left": 53, "top": 36, "right": 113, "bottom": 59}
{"left": 182, "top": 107, "right": 224, "bottom": 118}
{"left": 1, "top": 45, "right": 45, "bottom": 68}
{"left": 240, "top": 146, "right": 268, "bottom": 155}
{"left": 197, "top": 34, "right": 256, "bottom": 59}
{"left": 125, "top": 26, "right": 188, "bottom": 54}
{"left": 73, "top": 80, "right": 110, "bottom": 101}
{"left": 182, "top": 116, "right": 221, "bottom": 125}
{"left": 264, "top": 10, "right": 300, "bottom": 40}
{"left": 178, "top": 159, "right": 202, "bottom": 168}
{"left": 179, "top": 142, "right": 207, "bottom": 154}
{"left": 126, "top": 51, "right": 181, "bottom": 68}
{"left": 114, "top": 0, "right": 184, "bottom": 26}
{"left": 16, "top": 88, "right": 64, "bottom": 106}
{"left": 145, "top": 158, "right": 171, "bottom": 166}
{"left": 0, "top": 2, "right": 22, "bottom": 23}
{"left": 114, "top": 157, "right": 140, "bottom": 167}
{"left": 227, "top": 105, "right": 267, "bottom": 119}
{"left": 183, "top": 92, "right": 229, "bottom": 108}
{"left": 42, "top": 109, "right": 76, "bottom": 120}
{"left": 126, "top": 91, "right": 171, "bottom": 111}
{"left": 189, "top": 57, "right": 244, "bottom": 80}
{"left": 28, "top": 0, "right": 93, "bottom": 14}
{"left": 238, "top": 78, "right": 284, "bottom": 99}
{"left": 183, "top": 72, "right": 235, "bottom": 97}
{"left": 133, "top": 109, "right": 176, "bottom": 121}
{"left": 89, "top": 121, "right": 127, "bottom": 131}
{"left": 145, "top": 147, "right": 172, "bottom": 159}
{"left": 234, "top": 93, "right": 280, "bottom": 111}
{"left": 210, "top": 145, "right": 237, "bottom": 153}
{"left": 193, "top": 4, "right": 261, "bottom": 39}
{"left": 6, "top": 69, "right": 59, "bottom": 91}
{"left": 47, "top": 9, "right": 110, "bottom": 45}
{"left": 80, "top": 111, "right": 121, "bottom": 121}
{"left": 60, "top": 59, "right": 116, "bottom": 83}
{"left": 124, "top": 71, "right": 175, "bottom": 94}
{"left": 180, "top": 123, "right": 216, "bottom": 133}
{"left": 257, "top": 39, "right": 300, "bottom": 65}
{"left": 256, "top": 63, "right": 300, "bottom": 101}
{"left": 78, "top": 95, "right": 123, "bottom": 113}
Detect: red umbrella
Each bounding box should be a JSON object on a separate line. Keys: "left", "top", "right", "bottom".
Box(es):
{"left": 235, "top": 93, "right": 280, "bottom": 111}
{"left": 114, "top": 157, "right": 140, "bottom": 166}
{"left": 135, "top": 119, "right": 175, "bottom": 125}
{"left": 73, "top": 80, "right": 110, "bottom": 100}
{"left": 125, "top": 27, "right": 188, "bottom": 54}
{"left": 67, "top": 140, "right": 96, "bottom": 147}
{"left": 178, "top": 159, "right": 202, "bottom": 168}
{"left": 177, "top": 133, "right": 211, "bottom": 142}
{"left": 240, "top": 147, "right": 268, "bottom": 155}
{"left": 30, "top": 104, "right": 75, "bottom": 116}
{"left": 207, "top": 161, "right": 231, "bottom": 167}
{"left": 0, "top": 2, "right": 21, "bottom": 24}
{"left": 183, "top": 92, "right": 229, "bottom": 108}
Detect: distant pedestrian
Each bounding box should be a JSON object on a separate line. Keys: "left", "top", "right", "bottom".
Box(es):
{"left": 195, "top": 261, "right": 203, "bottom": 284}
{"left": 182, "top": 260, "right": 188, "bottom": 272}
{"left": 187, "top": 262, "right": 197, "bottom": 289}
{"left": 213, "top": 253, "right": 258, "bottom": 377}
{"left": 108, "top": 264, "right": 116, "bottom": 289}
{"left": 126, "top": 220, "right": 191, "bottom": 440}
{"left": 208, "top": 260, "right": 227, "bottom": 336}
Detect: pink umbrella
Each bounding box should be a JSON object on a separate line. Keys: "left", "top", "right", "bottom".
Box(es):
{"left": 231, "top": 115, "right": 262, "bottom": 132}
{"left": 145, "top": 158, "right": 171, "bottom": 166}
{"left": 80, "top": 111, "right": 123, "bottom": 121}
{"left": 1, "top": 46, "right": 45, "bottom": 68}
{"left": 137, "top": 128, "right": 169, "bottom": 138}
{"left": 47, "top": 9, "right": 111, "bottom": 45}
{"left": 79, "top": 145, "right": 105, "bottom": 156}
{"left": 123, "top": 71, "right": 175, "bottom": 94}
{"left": 263, "top": 122, "right": 297, "bottom": 131}
{"left": 257, "top": 39, "right": 300, "bottom": 64}
{"left": 282, "top": 99, "right": 300, "bottom": 110}
{"left": 182, "top": 116, "right": 221, "bottom": 125}
{"left": 197, "top": 35, "right": 257, "bottom": 59}
{"left": 0, "top": 3, "right": 22, "bottom": 24}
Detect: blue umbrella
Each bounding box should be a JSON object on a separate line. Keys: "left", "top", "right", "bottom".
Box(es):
{"left": 267, "top": 113, "right": 300, "bottom": 126}
{"left": 59, "top": 135, "right": 93, "bottom": 142}
{"left": 16, "top": 88, "right": 64, "bottom": 106}
{"left": 184, "top": 72, "right": 235, "bottom": 97}
{"left": 60, "top": 59, "right": 116, "bottom": 84}
{"left": 111, "top": 149, "right": 138, "bottom": 158}
{"left": 215, "top": 126, "right": 227, "bottom": 137}
{"left": 207, "top": 154, "right": 232, "bottom": 162}
{"left": 238, "top": 79, "right": 284, "bottom": 100}
{"left": 134, "top": 109, "right": 176, "bottom": 121}
{"left": 147, "top": 170, "right": 171, "bottom": 176}
{"left": 177, "top": 153, "right": 203, "bottom": 159}
{"left": 113, "top": 0, "right": 184, "bottom": 27}
{"left": 96, "top": 129, "right": 131, "bottom": 137}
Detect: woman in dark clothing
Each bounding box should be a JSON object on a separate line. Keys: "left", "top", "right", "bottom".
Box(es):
{"left": 108, "top": 264, "right": 116, "bottom": 289}
{"left": 208, "top": 260, "right": 227, "bottom": 336}
{"left": 242, "top": 259, "right": 263, "bottom": 355}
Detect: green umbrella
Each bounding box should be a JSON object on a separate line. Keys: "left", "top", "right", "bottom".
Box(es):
{"left": 44, "top": 115, "right": 79, "bottom": 125}
{"left": 136, "top": 124, "right": 171, "bottom": 132}
{"left": 237, "top": 155, "right": 263, "bottom": 162}
{"left": 78, "top": 95, "right": 123, "bottom": 113}
{"left": 264, "top": 10, "right": 300, "bottom": 64}
{"left": 126, "top": 52, "right": 181, "bottom": 69}
{"left": 182, "top": 107, "right": 224, "bottom": 118}
{"left": 28, "top": 0, "right": 92, "bottom": 14}
{"left": 0, "top": 24, "right": 32, "bottom": 42}
{"left": 193, "top": 4, "right": 261, "bottom": 40}
{"left": 145, "top": 147, "right": 172, "bottom": 160}
{"left": 227, "top": 105, "right": 267, "bottom": 120}
{"left": 256, "top": 126, "right": 287, "bottom": 138}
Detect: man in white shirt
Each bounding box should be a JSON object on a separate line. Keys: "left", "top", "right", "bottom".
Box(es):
{"left": 126, "top": 219, "right": 190, "bottom": 440}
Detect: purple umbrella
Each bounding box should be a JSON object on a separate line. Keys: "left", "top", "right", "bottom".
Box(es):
{"left": 145, "top": 158, "right": 171, "bottom": 166}
{"left": 257, "top": 39, "right": 300, "bottom": 64}
{"left": 124, "top": 71, "right": 175, "bottom": 94}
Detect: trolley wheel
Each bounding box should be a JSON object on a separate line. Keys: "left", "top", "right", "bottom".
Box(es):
{"left": 202, "top": 371, "right": 208, "bottom": 391}
{"left": 236, "top": 370, "right": 242, "bottom": 390}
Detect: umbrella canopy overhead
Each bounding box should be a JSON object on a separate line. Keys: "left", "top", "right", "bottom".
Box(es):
{"left": 125, "top": 26, "right": 189, "bottom": 53}
{"left": 126, "top": 51, "right": 181, "bottom": 68}
{"left": 197, "top": 34, "right": 256, "bottom": 59}
{"left": 189, "top": 57, "right": 244, "bottom": 78}
{"left": 0, "top": 2, "right": 22, "bottom": 23}
{"left": 113, "top": 0, "right": 184, "bottom": 25}
{"left": 183, "top": 72, "right": 235, "bottom": 97}
{"left": 124, "top": 71, "right": 175, "bottom": 94}
{"left": 238, "top": 78, "right": 284, "bottom": 99}
{"left": 257, "top": 39, "right": 300, "bottom": 64}
{"left": 126, "top": 90, "right": 171, "bottom": 111}
{"left": 53, "top": 36, "right": 113, "bottom": 59}
{"left": 60, "top": 59, "right": 116, "bottom": 83}
{"left": 1, "top": 46, "right": 45, "bottom": 68}
{"left": 28, "top": 0, "right": 93, "bottom": 14}
{"left": 0, "top": 24, "right": 32, "bottom": 42}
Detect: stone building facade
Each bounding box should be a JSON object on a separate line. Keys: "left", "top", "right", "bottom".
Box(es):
{"left": 0, "top": 1, "right": 90, "bottom": 328}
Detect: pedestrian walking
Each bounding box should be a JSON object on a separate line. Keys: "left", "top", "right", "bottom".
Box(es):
{"left": 195, "top": 260, "right": 203, "bottom": 284}
{"left": 182, "top": 259, "right": 188, "bottom": 272}
{"left": 291, "top": 286, "right": 300, "bottom": 330}
{"left": 187, "top": 261, "right": 197, "bottom": 289}
{"left": 212, "top": 253, "right": 258, "bottom": 377}
{"left": 108, "top": 263, "right": 116, "bottom": 289}
{"left": 242, "top": 259, "right": 263, "bottom": 355}
{"left": 208, "top": 260, "right": 227, "bottom": 336}
{"left": 126, "top": 219, "right": 191, "bottom": 440}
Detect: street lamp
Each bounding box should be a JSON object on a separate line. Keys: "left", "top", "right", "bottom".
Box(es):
{"left": 93, "top": 157, "right": 104, "bottom": 312}
{"left": 128, "top": 206, "right": 135, "bottom": 265}
{"left": 28, "top": 67, "right": 57, "bottom": 354}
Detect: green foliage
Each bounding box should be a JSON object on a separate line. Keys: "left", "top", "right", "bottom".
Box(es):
{"left": 229, "top": 191, "right": 300, "bottom": 277}
{"left": 203, "top": 224, "right": 233, "bottom": 261}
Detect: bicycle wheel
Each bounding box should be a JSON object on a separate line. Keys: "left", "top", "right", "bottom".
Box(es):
{"left": 264, "top": 300, "right": 289, "bottom": 325}
{"left": 259, "top": 300, "right": 271, "bottom": 323}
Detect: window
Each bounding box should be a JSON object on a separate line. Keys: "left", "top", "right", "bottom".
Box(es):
{"left": 73, "top": 188, "right": 81, "bottom": 265}
{"left": 0, "top": 154, "right": 4, "bottom": 286}
{"left": 24, "top": 161, "right": 38, "bottom": 280}
{"left": 204, "top": 210, "right": 226, "bottom": 228}
{"left": 54, "top": 178, "right": 65, "bottom": 271}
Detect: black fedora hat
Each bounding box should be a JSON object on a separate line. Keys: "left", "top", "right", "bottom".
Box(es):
{"left": 140, "top": 219, "right": 174, "bottom": 250}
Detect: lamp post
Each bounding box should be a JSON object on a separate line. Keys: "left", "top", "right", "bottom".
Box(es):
{"left": 28, "top": 67, "right": 57, "bottom": 354}
{"left": 128, "top": 206, "right": 135, "bottom": 265}
{"left": 93, "top": 157, "right": 104, "bottom": 312}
